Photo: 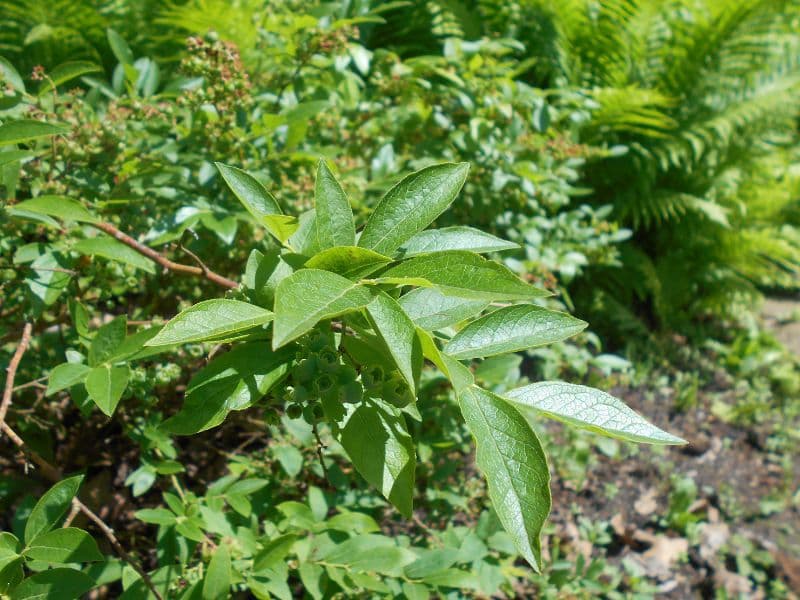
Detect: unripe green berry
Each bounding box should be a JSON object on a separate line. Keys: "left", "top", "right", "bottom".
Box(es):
{"left": 339, "top": 380, "right": 364, "bottom": 404}
{"left": 286, "top": 404, "right": 303, "bottom": 419}
{"left": 314, "top": 373, "right": 334, "bottom": 394}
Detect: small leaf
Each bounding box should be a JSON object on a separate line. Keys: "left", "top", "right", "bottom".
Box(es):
{"left": 0, "top": 56, "right": 24, "bottom": 92}
{"left": 38, "top": 62, "right": 101, "bottom": 95}
{"left": 9, "top": 568, "right": 95, "bottom": 600}
{"left": 458, "top": 386, "right": 550, "bottom": 572}
{"left": 305, "top": 246, "right": 391, "bottom": 279}
{"left": 262, "top": 214, "right": 299, "bottom": 243}
{"left": 46, "top": 363, "right": 91, "bottom": 395}
{"left": 365, "top": 292, "right": 421, "bottom": 391}
{"left": 399, "top": 288, "right": 488, "bottom": 330}
{"left": 0, "top": 150, "right": 36, "bottom": 168}
{"left": 216, "top": 163, "right": 281, "bottom": 221}
{"left": 74, "top": 237, "right": 156, "bottom": 273}
{"left": 445, "top": 304, "right": 587, "bottom": 359}
{"left": 319, "top": 534, "right": 416, "bottom": 576}
{"left": 24, "top": 528, "right": 103, "bottom": 563}
{"left": 24, "top": 475, "right": 84, "bottom": 544}
{"left": 504, "top": 382, "right": 687, "bottom": 445}
{"left": 272, "top": 269, "right": 374, "bottom": 348}
{"left": 163, "top": 343, "right": 292, "bottom": 434}
{"left": 325, "top": 397, "right": 415, "bottom": 517}
{"left": 202, "top": 545, "right": 231, "bottom": 600}
{"left": 397, "top": 226, "right": 519, "bottom": 257}
{"left": 107, "top": 29, "right": 134, "bottom": 65}
{"left": 253, "top": 534, "right": 298, "bottom": 572}
{"left": 416, "top": 328, "right": 473, "bottom": 394}
{"left": 380, "top": 251, "right": 549, "bottom": 300}
{"left": 146, "top": 300, "right": 274, "bottom": 346}
{"left": 314, "top": 160, "right": 355, "bottom": 248}
{"left": 84, "top": 364, "right": 130, "bottom": 416}
{"left": 358, "top": 162, "right": 469, "bottom": 255}
{"left": 89, "top": 315, "right": 127, "bottom": 366}
{"left": 134, "top": 508, "right": 176, "bottom": 525}
{"left": 10, "top": 196, "right": 97, "bottom": 223}
{"left": 0, "top": 120, "right": 68, "bottom": 146}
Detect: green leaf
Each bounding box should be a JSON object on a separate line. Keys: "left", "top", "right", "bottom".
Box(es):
{"left": 358, "top": 162, "right": 469, "bottom": 255}
{"left": 202, "top": 545, "right": 231, "bottom": 600}
{"left": 24, "top": 475, "right": 83, "bottom": 544}
{"left": 216, "top": 163, "right": 281, "bottom": 221}
{"left": 0, "top": 150, "right": 36, "bottom": 168}
{"left": 504, "top": 382, "right": 687, "bottom": 445}
{"left": 404, "top": 548, "right": 460, "bottom": 579}
{"left": 0, "top": 556, "right": 23, "bottom": 595}
{"left": 398, "top": 226, "right": 519, "bottom": 257}
{"left": 325, "top": 397, "right": 415, "bottom": 517}
{"left": 0, "top": 56, "right": 24, "bottom": 92}
{"left": 9, "top": 568, "right": 95, "bottom": 600}
{"left": 445, "top": 305, "right": 587, "bottom": 359}
{"left": 262, "top": 214, "right": 299, "bottom": 243}
{"left": 24, "top": 528, "right": 103, "bottom": 564}
{"left": 134, "top": 508, "right": 176, "bottom": 525}
{"left": 27, "top": 252, "right": 71, "bottom": 313}
{"left": 89, "top": 315, "right": 127, "bottom": 366}
{"left": 74, "top": 237, "right": 156, "bottom": 273}
{"left": 287, "top": 209, "right": 321, "bottom": 256}
{"left": 272, "top": 269, "right": 374, "bottom": 348}
{"left": 416, "top": 328, "right": 473, "bottom": 394}
{"left": 163, "top": 343, "right": 292, "bottom": 434}
{"left": 365, "top": 292, "right": 421, "bottom": 391}
{"left": 107, "top": 29, "right": 134, "bottom": 65}
{"left": 380, "top": 251, "right": 550, "bottom": 300}
{"left": 46, "top": 363, "right": 91, "bottom": 395}
{"left": 458, "top": 386, "right": 550, "bottom": 572}
{"left": 38, "top": 62, "right": 102, "bottom": 95}
{"left": 10, "top": 196, "right": 97, "bottom": 223}
{"left": 253, "top": 534, "right": 298, "bottom": 572}
{"left": 314, "top": 160, "right": 355, "bottom": 248}
{"left": 305, "top": 246, "right": 391, "bottom": 279}
{"left": 146, "top": 300, "right": 274, "bottom": 346}
{"left": 0, "top": 120, "right": 68, "bottom": 146}
{"left": 84, "top": 364, "right": 130, "bottom": 416}
{"left": 399, "top": 288, "right": 488, "bottom": 330}
{"left": 319, "top": 534, "right": 416, "bottom": 576}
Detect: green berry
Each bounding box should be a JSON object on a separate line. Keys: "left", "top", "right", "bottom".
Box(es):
{"left": 293, "top": 358, "right": 317, "bottom": 383}
{"left": 339, "top": 380, "right": 364, "bottom": 404}
{"left": 314, "top": 373, "right": 334, "bottom": 394}
{"left": 286, "top": 404, "right": 303, "bottom": 419}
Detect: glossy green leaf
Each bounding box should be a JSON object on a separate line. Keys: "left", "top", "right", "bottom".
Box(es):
{"left": 305, "top": 246, "right": 391, "bottom": 279}
{"left": 163, "top": 344, "right": 292, "bottom": 434}
{"left": 314, "top": 160, "right": 355, "bottom": 248}
{"left": 380, "top": 251, "right": 550, "bottom": 300}
{"left": 325, "top": 397, "right": 415, "bottom": 517}
{"left": 319, "top": 534, "right": 416, "bottom": 576}
{"left": 0, "top": 150, "right": 35, "bottom": 168}
{"left": 38, "top": 62, "right": 102, "bottom": 95}
{"left": 46, "top": 363, "right": 91, "bottom": 395}
{"left": 74, "top": 237, "right": 157, "bottom": 273}
{"left": 416, "top": 328, "right": 473, "bottom": 394}
{"left": 24, "top": 475, "right": 83, "bottom": 544}
{"left": 398, "top": 226, "right": 519, "bottom": 257}
{"left": 504, "top": 382, "right": 687, "bottom": 444}
{"left": 89, "top": 315, "right": 127, "bottom": 366}
{"left": 9, "top": 568, "right": 95, "bottom": 600}
{"left": 85, "top": 364, "right": 130, "bottom": 416}
{"left": 134, "top": 508, "right": 176, "bottom": 525}
{"left": 216, "top": 162, "right": 281, "bottom": 221}
{"left": 358, "top": 162, "right": 469, "bottom": 255}
{"left": 365, "top": 292, "right": 421, "bottom": 391}
{"left": 272, "top": 269, "right": 374, "bottom": 348}
{"left": 107, "top": 29, "right": 134, "bottom": 65}
{"left": 24, "top": 528, "right": 103, "bottom": 563}
{"left": 253, "top": 534, "right": 298, "bottom": 572}
{"left": 202, "top": 545, "right": 231, "bottom": 600}
{"left": 262, "top": 214, "right": 299, "bottom": 243}
{"left": 0, "top": 120, "right": 68, "bottom": 146}
{"left": 458, "top": 386, "right": 550, "bottom": 572}
{"left": 399, "top": 288, "right": 488, "bottom": 330}
{"left": 445, "top": 304, "right": 587, "bottom": 359}
{"left": 0, "top": 555, "right": 23, "bottom": 595}
{"left": 10, "top": 196, "right": 97, "bottom": 223}
{"left": 146, "top": 300, "right": 274, "bottom": 346}
{"left": 27, "top": 252, "right": 71, "bottom": 312}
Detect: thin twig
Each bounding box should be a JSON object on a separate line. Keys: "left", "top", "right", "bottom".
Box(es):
{"left": 0, "top": 323, "right": 32, "bottom": 432}
{"left": 312, "top": 421, "right": 329, "bottom": 481}
{"left": 91, "top": 221, "right": 238, "bottom": 289}
{"left": 0, "top": 325, "right": 163, "bottom": 600}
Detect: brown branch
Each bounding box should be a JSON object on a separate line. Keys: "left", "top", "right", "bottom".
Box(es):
{"left": 0, "top": 323, "right": 32, "bottom": 432}
{"left": 0, "top": 325, "right": 163, "bottom": 600}
{"left": 91, "top": 221, "right": 238, "bottom": 289}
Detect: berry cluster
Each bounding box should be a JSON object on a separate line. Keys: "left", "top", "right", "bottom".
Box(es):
{"left": 280, "top": 328, "right": 414, "bottom": 424}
